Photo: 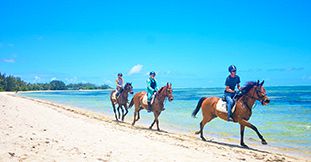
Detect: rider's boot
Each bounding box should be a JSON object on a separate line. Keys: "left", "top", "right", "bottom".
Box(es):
{"left": 147, "top": 101, "right": 152, "bottom": 112}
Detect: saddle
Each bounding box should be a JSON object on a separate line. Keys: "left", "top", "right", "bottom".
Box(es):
{"left": 216, "top": 99, "right": 236, "bottom": 113}
{"left": 142, "top": 93, "right": 156, "bottom": 105}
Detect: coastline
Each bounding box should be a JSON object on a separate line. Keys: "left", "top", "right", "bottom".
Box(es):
{"left": 0, "top": 92, "right": 309, "bottom": 162}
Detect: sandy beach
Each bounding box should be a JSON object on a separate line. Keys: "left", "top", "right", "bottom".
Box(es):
{"left": 0, "top": 92, "right": 308, "bottom": 162}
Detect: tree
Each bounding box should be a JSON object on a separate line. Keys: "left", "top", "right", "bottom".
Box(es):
{"left": 50, "top": 80, "right": 67, "bottom": 90}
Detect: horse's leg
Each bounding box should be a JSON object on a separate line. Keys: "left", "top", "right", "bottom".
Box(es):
{"left": 155, "top": 112, "right": 161, "bottom": 131}
{"left": 132, "top": 111, "right": 137, "bottom": 126}
{"left": 120, "top": 105, "right": 124, "bottom": 121}
{"left": 111, "top": 103, "right": 118, "bottom": 121}
{"left": 239, "top": 119, "right": 267, "bottom": 145}
{"left": 122, "top": 104, "right": 128, "bottom": 121}
{"left": 117, "top": 105, "right": 121, "bottom": 120}
{"left": 132, "top": 104, "right": 139, "bottom": 126}
{"left": 136, "top": 108, "right": 142, "bottom": 122}
{"left": 196, "top": 115, "right": 214, "bottom": 141}
{"left": 240, "top": 125, "right": 248, "bottom": 148}
{"left": 149, "top": 112, "right": 157, "bottom": 129}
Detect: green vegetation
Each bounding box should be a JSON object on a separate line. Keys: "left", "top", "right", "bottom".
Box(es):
{"left": 0, "top": 72, "right": 112, "bottom": 92}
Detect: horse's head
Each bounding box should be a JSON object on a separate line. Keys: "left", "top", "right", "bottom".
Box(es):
{"left": 124, "top": 82, "right": 134, "bottom": 94}
{"left": 165, "top": 82, "right": 174, "bottom": 102}
{"left": 246, "top": 80, "right": 270, "bottom": 106}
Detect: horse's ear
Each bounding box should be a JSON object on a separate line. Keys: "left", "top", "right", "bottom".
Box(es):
{"left": 260, "top": 80, "right": 265, "bottom": 86}
{"left": 167, "top": 82, "right": 169, "bottom": 86}
{"left": 257, "top": 80, "right": 260, "bottom": 85}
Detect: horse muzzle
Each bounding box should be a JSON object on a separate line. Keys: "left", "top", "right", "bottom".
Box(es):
{"left": 168, "top": 97, "right": 174, "bottom": 102}
{"left": 261, "top": 98, "right": 270, "bottom": 105}
{"left": 130, "top": 91, "right": 134, "bottom": 94}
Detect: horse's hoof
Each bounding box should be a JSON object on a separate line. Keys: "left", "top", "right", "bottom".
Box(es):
{"left": 201, "top": 137, "right": 207, "bottom": 141}
{"left": 262, "top": 140, "right": 268, "bottom": 145}
{"left": 241, "top": 143, "right": 249, "bottom": 148}
{"left": 149, "top": 127, "right": 152, "bottom": 130}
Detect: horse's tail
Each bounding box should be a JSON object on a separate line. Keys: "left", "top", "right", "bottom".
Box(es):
{"left": 129, "top": 97, "right": 134, "bottom": 108}
{"left": 192, "top": 97, "right": 207, "bottom": 118}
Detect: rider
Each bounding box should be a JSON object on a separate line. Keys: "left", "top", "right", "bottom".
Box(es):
{"left": 224, "top": 65, "right": 241, "bottom": 122}
{"left": 147, "top": 71, "right": 158, "bottom": 112}
{"left": 115, "top": 73, "right": 124, "bottom": 97}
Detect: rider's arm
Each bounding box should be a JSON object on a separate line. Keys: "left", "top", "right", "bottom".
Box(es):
{"left": 116, "top": 79, "right": 122, "bottom": 88}
{"left": 147, "top": 79, "right": 155, "bottom": 91}
{"left": 237, "top": 84, "right": 241, "bottom": 91}
{"left": 226, "top": 86, "right": 235, "bottom": 93}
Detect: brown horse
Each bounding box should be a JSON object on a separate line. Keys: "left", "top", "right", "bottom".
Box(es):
{"left": 129, "top": 83, "right": 174, "bottom": 131}
{"left": 110, "top": 82, "right": 133, "bottom": 121}
{"left": 192, "top": 80, "right": 270, "bottom": 148}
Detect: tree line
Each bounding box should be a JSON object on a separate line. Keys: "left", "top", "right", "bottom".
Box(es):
{"left": 0, "top": 72, "right": 112, "bottom": 92}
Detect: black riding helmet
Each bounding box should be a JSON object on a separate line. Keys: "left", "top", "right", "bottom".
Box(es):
{"left": 118, "top": 73, "right": 123, "bottom": 77}
{"left": 228, "top": 65, "right": 237, "bottom": 73}
{"left": 149, "top": 71, "right": 156, "bottom": 76}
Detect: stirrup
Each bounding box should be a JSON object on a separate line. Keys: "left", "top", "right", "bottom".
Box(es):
{"left": 227, "top": 117, "right": 234, "bottom": 122}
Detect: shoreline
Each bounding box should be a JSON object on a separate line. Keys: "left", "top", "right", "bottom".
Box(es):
{"left": 17, "top": 90, "right": 311, "bottom": 159}
{"left": 0, "top": 92, "right": 309, "bottom": 161}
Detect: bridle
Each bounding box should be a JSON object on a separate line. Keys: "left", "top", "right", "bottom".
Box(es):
{"left": 243, "top": 86, "right": 268, "bottom": 109}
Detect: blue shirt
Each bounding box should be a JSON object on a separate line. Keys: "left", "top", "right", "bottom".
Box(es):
{"left": 225, "top": 75, "right": 240, "bottom": 93}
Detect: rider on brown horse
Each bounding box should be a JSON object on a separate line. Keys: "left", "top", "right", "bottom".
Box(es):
{"left": 225, "top": 65, "right": 241, "bottom": 122}
{"left": 115, "top": 73, "right": 124, "bottom": 97}
{"left": 147, "top": 71, "right": 158, "bottom": 112}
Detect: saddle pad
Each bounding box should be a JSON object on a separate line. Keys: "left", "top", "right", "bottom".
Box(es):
{"left": 216, "top": 99, "right": 236, "bottom": 113}
{"left": 111, "top": 91, "right": 117, "bottom": 101}
{"left": 142, "top": 94, "right": 155, "bottom": 105}
{"left": 142, "top": 94, "right": 148, "bottom": 105}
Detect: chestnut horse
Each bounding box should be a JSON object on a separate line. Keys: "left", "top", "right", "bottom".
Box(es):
{"left": 129, "top": 83, "right": 174, "bottom": 131}
{"left": 110, "top": 82, "right": 133, "bottom": 121}
{"left": 192, "top": 80, "right": 270, "bottom": 147}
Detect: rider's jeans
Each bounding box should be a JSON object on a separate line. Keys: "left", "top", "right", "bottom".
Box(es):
{"left": 225, "top": 92, "right": 235, "bottom": 119}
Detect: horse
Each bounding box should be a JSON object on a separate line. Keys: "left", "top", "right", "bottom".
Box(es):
{"left": 192, "top": 80, "right": 270, "bottom": 148}
{"left": 110, "top": 82, "right": 134, "bottom": 121}
{"left": 129, "top": 83, "right": 174, "bottom": 131}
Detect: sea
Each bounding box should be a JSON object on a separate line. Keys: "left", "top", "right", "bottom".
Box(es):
{"left": 20, "top": 86, "right": 311, "bottom": 157}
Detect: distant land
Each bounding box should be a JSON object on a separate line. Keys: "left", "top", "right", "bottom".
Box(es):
{"left": 0, "top": 72, "right": 112, "bottom": 92}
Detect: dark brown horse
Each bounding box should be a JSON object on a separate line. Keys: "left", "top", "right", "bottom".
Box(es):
{"left": 110, "top": 82, "right": 133, "bottom": 121}
{"left": 129, "top": 83, "right": 174, "bottom": 131}
{"left": 192, "top": 80, "right": 270, "bottom": 147}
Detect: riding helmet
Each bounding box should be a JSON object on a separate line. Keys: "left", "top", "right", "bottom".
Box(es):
{"left": 149, "top": 71, "right": 156, "bottom": 76}
{"left": 228, "top": 65, "right": 237, "bottom": 73}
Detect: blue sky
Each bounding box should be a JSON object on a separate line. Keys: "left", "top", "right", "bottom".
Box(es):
{"left": 1, "top": 0, "right": 311, "bottom": 88}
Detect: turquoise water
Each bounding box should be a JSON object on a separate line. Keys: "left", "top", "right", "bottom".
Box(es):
{"left": 20, "top": 86, "right": 311, "bottom": 156}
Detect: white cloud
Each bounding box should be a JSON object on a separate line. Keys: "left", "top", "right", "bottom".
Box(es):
{"left": 50, "top": 77, "right": 57, "bottom": 81}
{"left": 34, "top": 76, "right": 41, "bottom": 82}
{"left": 65, "top": 76, "right": 78, "bottom": 83}
{"left": 128, "top": 64, "right": 143, "bottom": 75}
{"left": 2, "top": 58, "right": 16, "bottom": 63}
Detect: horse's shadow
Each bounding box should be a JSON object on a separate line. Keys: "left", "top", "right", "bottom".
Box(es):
{"left": 132, "top": 126, "right": 169, "bottom": 133}
{"left": 202, "top": 139, "right": 270, "bottom": 154}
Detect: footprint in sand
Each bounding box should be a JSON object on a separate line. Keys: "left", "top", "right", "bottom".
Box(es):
{"left": 8, "top": 152, "right": 15, "bottom": 157}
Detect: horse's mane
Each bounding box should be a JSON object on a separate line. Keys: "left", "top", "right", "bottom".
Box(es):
{"left": 158, "top": 86, "right": 165, "bottom": 94}
{"left": 241, "top": 81, "right": 258, "bottom": 95}
{"left": 124, "top": 82, "right": 131, "bottom": 87}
